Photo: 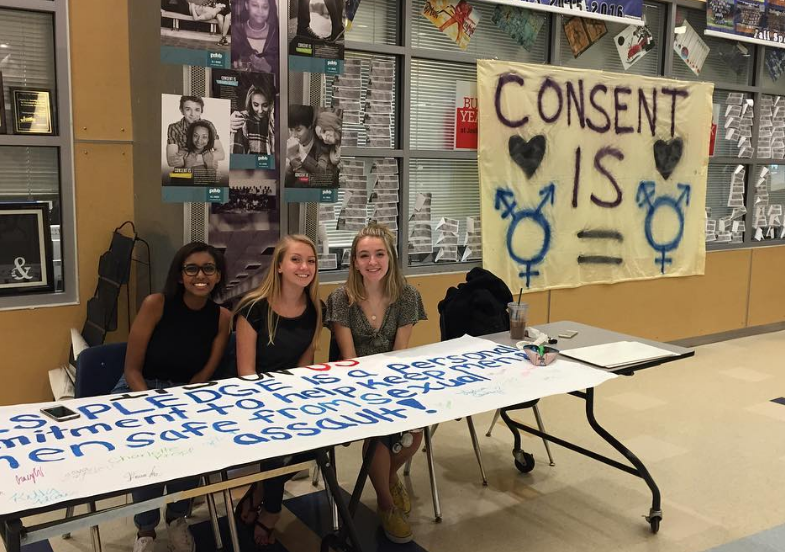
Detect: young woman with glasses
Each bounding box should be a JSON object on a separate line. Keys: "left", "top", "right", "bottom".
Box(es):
{"left": 111, "top": 241, "right": 232, "bottom": 552}
{"left": 326, "top": 222, "right": 427, "bottom": 544}
{"left": 232, "top": 234, "right": 324, "bottom": 548}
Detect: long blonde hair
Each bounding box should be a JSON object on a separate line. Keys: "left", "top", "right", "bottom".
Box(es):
{"left": 345, "top": 223, "right": 405, "bottom": 305}
{"left": 234, "top": 235, "right": 322, "bottom": 349}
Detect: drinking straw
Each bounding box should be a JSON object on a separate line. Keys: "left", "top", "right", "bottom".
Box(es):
{"left": 517, "top": 288, "right": 523, "bottom": 306}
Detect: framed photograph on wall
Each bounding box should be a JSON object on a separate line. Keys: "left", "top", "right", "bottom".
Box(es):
{"left": 10, "top": 87, "right": 55, "bottom": 135}
{"left": 0, "top": 73, "right": 7, "bottom": 135}
{"left": 0, "top": 202, "right": 55, "bottom": 296}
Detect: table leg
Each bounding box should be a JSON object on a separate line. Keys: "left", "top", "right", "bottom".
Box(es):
{"left": 4, "top": 519, "right": 22, "bottom": 552}
{"left": 316, "top": 447, "right": 366, "bottom": 552}
{"left": 583, "top": 387, "right": 662, "bottom": 533}
{"left": 500, "top": 390, "right": 663, "bottom": 533}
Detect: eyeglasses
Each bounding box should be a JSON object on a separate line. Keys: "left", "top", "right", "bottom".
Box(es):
{"left": 182, "top": 264, "right": 217, "bottom": 276}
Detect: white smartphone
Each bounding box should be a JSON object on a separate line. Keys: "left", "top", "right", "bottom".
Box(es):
{"left": 558, "top": 330, "right": 579, "bottom": 339}
{"left": 40, "top": 405, "right": 80, "bottom": 422}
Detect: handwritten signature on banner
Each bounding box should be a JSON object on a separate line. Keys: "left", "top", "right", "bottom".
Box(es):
{"left": 0, "top": 336, "right": 616, "bottom": 515}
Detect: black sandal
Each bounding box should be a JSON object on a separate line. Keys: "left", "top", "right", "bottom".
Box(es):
{"left": 254, "top": 520, "right": 275, "bottom": 548}
{"left": 234, "top": 482, "right": 261, "bottom": 526}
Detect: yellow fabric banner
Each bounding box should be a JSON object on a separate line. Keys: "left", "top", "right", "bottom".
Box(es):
{"left": 478, "top": 60, "right": 713, "bottom": 292}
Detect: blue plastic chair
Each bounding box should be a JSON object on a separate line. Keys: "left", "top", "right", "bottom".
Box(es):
{"left": 75, "top": 342, "right": 127, "bottom": 398}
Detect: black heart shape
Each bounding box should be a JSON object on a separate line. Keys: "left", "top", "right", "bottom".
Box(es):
{"left": 653, "top": 138, "right": 683, "bottom": 180}
{"left": 509, "top": 135, "right": 546, "bottom": 178}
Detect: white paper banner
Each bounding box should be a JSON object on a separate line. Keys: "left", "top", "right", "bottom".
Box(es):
{"left": 0, "top": 336, "right": 615, "bottom": 515}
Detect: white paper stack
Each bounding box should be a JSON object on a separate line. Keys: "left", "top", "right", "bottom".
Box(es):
{"left": 316, "top": 223, "right": 337, "bottom": 269}
{"left": 754, "top": 166, "right": 770, "bottom": 235}
{"left": 337, "top": 159, "right": 368, "bottom": 232}
{"left": 365, "top": 58, "right": 394, "bottom": 148}
{"left": 332, "top": 58, "right": 364, "bottom": 146}
{"left": 462, "top": 216, "right": 482, "bottom": 261}
{"left": 434, "top": 217, "right": 459, "bottom": 263}
{"left": 760, "top": 95, "right": 785, "bottom": 159}
{"left": 724, "top": 93, "right": 755, "bottom": 158}
{"left": 408, "top": 192, "right": 433, "bottom": 258}
{"left": 727, "top": 164, "right": 746, "bottom": 242}
{"left": 369, "top": 158, "right": 399, "bottom": 236}
{"left": 318, "top": 204, "right": 335, "bottom": 223}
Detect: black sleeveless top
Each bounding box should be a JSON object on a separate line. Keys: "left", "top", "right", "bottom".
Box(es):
{"left": 237, "top": 298, "right": 320, "bottom": 374}
{"left": 142, "top": 292, "right": 220, "bottom": 383}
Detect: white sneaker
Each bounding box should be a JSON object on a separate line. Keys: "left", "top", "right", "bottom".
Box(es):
{"left": 133, "top": 536, "right": 156, "bottom": 552}
{"left": 167, "top": 517, "right": 195, "bottom": 552}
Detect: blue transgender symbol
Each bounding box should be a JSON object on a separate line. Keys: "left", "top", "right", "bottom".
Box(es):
{"left": 494, "top": 183, "right": 555, "bottom": 288}
{"left": 636, "top": 181, "right": 691, "bottom": 274}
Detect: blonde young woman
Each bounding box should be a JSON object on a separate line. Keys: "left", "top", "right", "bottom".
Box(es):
{"left": 326, "top": 223, "right": 427, "bottom": 544}
{"left": 233, "top": 235, "right": 323, "bottom": 548}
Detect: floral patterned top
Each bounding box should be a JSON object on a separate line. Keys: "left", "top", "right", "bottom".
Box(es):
{"left": 325, "top": 284, "right": 427, "bottom": 358}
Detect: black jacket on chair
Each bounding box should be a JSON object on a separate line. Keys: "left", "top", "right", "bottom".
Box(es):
{"left": 437, "top": 268, "right": 513, "bottom": 341}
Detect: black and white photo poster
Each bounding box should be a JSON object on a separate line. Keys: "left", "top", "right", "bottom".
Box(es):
{"left": 161, "top": 94, "right": 231, "bottom": 203}
{"left": 231, "top": 0, "right": 280, "bottom": 74}
{"left": 288, "top": 0, "right": 345, "bottom": 74}
{"left": 285, "top": 105, "right": 342, "bottom": 202}
{"left": 212, "top": 69, "right": 277, "bottom": 170}
{"left": 161, "top": 0, "right": 231, "bottom": 68}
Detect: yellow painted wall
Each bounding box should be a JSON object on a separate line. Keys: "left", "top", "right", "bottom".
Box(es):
{"left": 0, "top": 1, "right": 134, "bottom": 406}
{"left": 314, "top": 248, "right": 784, "bottom": 362}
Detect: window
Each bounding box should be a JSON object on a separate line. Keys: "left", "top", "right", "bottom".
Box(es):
{"left": 0, "top": 3, "right": 75, "bottom": 310}
{"left": 298, "top": 0, "right": 785, "bottom": 279}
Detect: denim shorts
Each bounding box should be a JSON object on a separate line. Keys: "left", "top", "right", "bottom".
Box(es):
{"left": 111, "top": 374, "right": 182, "bottom": 394}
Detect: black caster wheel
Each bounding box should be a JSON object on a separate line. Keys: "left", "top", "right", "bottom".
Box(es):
{"left": 645, "top": 511, "right": 662, "bottom": 534}
{"left": 513, "top": 449, "right": 535, "bottom": 473}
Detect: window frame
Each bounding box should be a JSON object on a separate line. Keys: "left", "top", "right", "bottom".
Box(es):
{"left": 303, "top": 0, "right": 785, "bottom": 281}
{"left": 0, "top": 0, "right": 77, "bottom": 311}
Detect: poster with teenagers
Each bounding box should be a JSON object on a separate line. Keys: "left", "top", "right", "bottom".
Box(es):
{"left": 0, "top": 335, "right": 615, "bottom": 515}
{"left": 288, "top": 0, "right": 345, "bottom": 75}
{"left": 231, "top": 0, "right": 280, "bottom": 75}
{"left": 161, "top": 94, "right": 231, "bottom": 203}
{"left": 212, "top": 69, "right": 277, "bottom": 170}
{"left": 477, "top": 60, "right": 713, "bottom": 292}
{"left": 285, "top": 105, "right": 343, "bottom": 203}
{"left": 160, "top": 0, "right": 231, "bottom": 68}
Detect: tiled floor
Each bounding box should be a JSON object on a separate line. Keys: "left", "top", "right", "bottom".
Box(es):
{"left": 11, "top": 329, "right": 785, "bottom": 552}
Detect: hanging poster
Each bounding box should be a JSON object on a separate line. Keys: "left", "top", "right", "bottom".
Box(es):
{"left": 455, "top": 81, "right": 478, "bottom": 150}
{"left": 673, "top": 20, "right": 710, "bottom": 76}
{"left": 211, "top": 0, "right": 282, "bottom": 303}
{"left": 161, "top": 94, "right": 231, "bottom": 203}
{"left": 288, "top": 0, "right": 345, "bottom": 74}
{"left": 563, "top": 16, "right": 607, "bottom": 57}
{"left": 706, "top": 0, "right": 785, "bottom": 50}
{"left": 160, "top": 0, "right": 231, "bottom": 68}
{"left": 212, "top": 69, "right": 277, "bottom": 170}
{"left": 614, "top": 23, "right": 655, "bottom": 70}
{"left": 766, "top": 47, "right": 785, "bottom": 81}
{"left": 231, "top": 0, "right": 280, "bottom": 74}
{"left": 478, "top": 60, "right": 713, "bottom": 292}
{"left": 285, "top": 105, "right": 342, "bottom": 203}
{"left": 491, "top": 5, "right": 547, "bottom": 51}
{"left": 421, "top": 0, "right": 481, "bottom": 51}
{"left": 483, "top": 0, "right": 643, "bottom": 26}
